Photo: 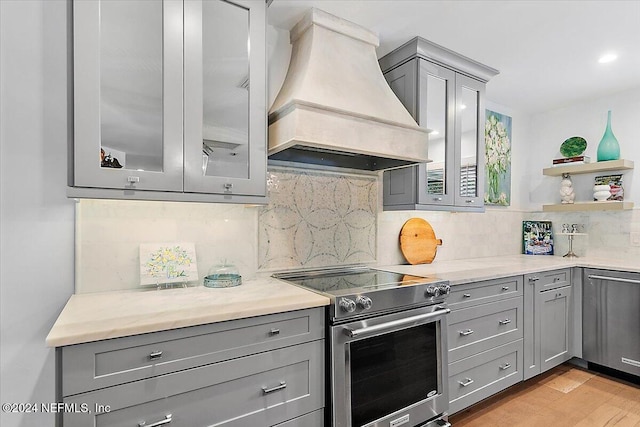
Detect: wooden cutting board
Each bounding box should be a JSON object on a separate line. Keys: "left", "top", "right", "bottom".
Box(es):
{"left": 399, "top": 218, "right": 443, "bottom": 265}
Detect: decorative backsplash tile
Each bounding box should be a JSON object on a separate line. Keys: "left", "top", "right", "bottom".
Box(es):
{"left": 258, "top": 168, "right": 377, "bottom": 271}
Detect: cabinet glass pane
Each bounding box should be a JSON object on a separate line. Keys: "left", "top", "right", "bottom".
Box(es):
{"left": 100, "top": 0, "right": 163, "bottom": 172}
{"left": 459, "top": 87, "right": 479, "bottom": 197}
{"left": 202, "top": 0, "right": 250, "bottom": 179}
{"left": 423, "top": 74, "right": 447, "bottom": 195}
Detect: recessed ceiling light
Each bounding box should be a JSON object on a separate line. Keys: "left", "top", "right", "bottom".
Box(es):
{"left": 598, "top": 53, "right": 618, "bottom": 64}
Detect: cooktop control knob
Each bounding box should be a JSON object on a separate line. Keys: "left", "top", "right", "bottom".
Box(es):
{"left": 356, "top": 295, "right": 373, "bottom": 310}
{"left": 438, "top": 284, "right": 451, "bottom": 296}
{"left": 425, "top": 285, "right": 440, "bottom": 298}
{"left": 339, "top": 297, "right": 356, "bottom": 313}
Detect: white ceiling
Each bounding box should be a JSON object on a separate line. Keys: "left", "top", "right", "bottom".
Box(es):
{"left": 268, "top": 0, "right": 640, "bottom": 114}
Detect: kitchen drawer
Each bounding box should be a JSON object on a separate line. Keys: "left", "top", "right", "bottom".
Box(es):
{"left": 448, "top": 339, "right": 523, "bottom": 414}
{"left": 61, "top": 307, "right": 324, "bottom": 397}
{"left": 62, "top": 340, "right": 324, "bottom": 427}
{"left": 448, "top": 297, "right": 523, "bottom": 362}
{"left": 273, "top": 409, "right": 324, "bottom": 426}
{"left": 526, "top": 268, "right": 570, "bottom": 292}
{"left": 448, "top": 276, "right": 523, "bottom": 309}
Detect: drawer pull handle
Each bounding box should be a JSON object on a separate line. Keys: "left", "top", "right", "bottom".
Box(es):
{"left": 499, "top": 363, "right": 511, "bottom": 370}
{"left": 269, "top": 328, "right": 280, "bottom": 336}
{"left": 459, "top": 329, "right": 474, "bottom": 336}
{"left": 148, "top": 351, "right": 163, "bottom": 360}
{"left": 501, "top": 286, "right": 510, "bottom": 291}
{"left": 499, "top": 319, "right": 512, "bottom": 325}
{"left": 458, "top": 378, "right": 474, "bottom": 387}
{"left": 553, "top": 277, "right": 560, "bottom": 282}
{"left": 462, "top": 293, "right": 472, "bottom": 298}
{"left": 262, "top": 381, "right": 287, "bottom": 394}
{"left": 529, "top": 276, "right": 539, "bottom": 283}
{"left": 138, "top": 414, "right": 172, "bottom": 426}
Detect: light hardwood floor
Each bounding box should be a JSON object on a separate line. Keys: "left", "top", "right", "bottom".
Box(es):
{"left": 449, "top": 364, "right": 640, "bottom": 426}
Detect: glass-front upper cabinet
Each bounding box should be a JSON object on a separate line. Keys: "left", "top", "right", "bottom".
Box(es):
{"left": 73, "top": 0, "right": 184, "bottom": 192}
{"left": 417, "top": 61, "right": 456, "bottom": 207}
{"left": 72, "top": 0, "right": 266, "bottom": 200}
{"left": 184, "top": 0, "right": 266, "bottom": 196}
{"left": 455, "top": 74, "right": 485, "bottom": 207}
{"left": 379, "top": 37, "right": 498, "bottom": 212}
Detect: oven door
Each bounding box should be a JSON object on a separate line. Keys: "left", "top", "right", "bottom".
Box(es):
{"left": 331, "top": 304, "right": 450, "bottom": 427}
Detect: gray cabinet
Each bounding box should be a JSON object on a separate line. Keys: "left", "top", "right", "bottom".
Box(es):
{"left": 523, "top": 269, "right": 573, "bottom": 380}
{"left": 379, "top": 37, "right": 498, "bottom": 212}
{"left": 71, "top": 0, "right": 267, "bottom": 203}
{"left": 445, "top": 276, "right": 523, "bottom": 414}
{"left": 57, "top": 308, "right": 325, "bottom": 427}
{"left": 449, "top": 339, "right": 523, "bottom": 414}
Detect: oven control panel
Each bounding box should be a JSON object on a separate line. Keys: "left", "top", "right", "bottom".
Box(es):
{"left": 336, "top": 281, "right": 450, "bottom": 320}
{"left": 426, "top": 284, "right": 451, "bottom": 298}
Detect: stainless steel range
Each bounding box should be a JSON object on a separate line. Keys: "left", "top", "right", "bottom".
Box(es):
{"left": 274, "top": 267, "right": 451, "bottom": 427}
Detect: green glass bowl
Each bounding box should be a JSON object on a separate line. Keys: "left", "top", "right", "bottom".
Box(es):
{"left": 203, "top": 274, "right": 242, "bottom": 288}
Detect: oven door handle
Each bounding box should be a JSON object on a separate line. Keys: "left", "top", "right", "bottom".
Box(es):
{"left": 343, "top": 307, "right": 451, "bottom": 338}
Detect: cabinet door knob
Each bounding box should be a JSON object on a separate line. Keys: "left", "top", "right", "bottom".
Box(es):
{"left": 458, "top": 378, "right": 474, "bottom": 387}
{"left": 465, "top": 199, "right": 475, "bottom": 204}
{"left": 223, "top": 183, "right": 233, "bottom": 191}
{"left": 138, "top": 414, "right": 172, "bottom": 426}
{"left": 148, "top": 350, "right": 163, "bottom": 360}
{"left": 262, "top": 381, "right": 287, "bottom": 394}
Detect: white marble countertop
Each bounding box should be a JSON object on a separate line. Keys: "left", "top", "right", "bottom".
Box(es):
{"left": 47, "top": 254, "right": 637, "bottom": 348}
{"left": 378, "top": 254, "right": 640, "bottom": 285}
{"left": 46, "top": 276, "right": 329, "bottom": 347}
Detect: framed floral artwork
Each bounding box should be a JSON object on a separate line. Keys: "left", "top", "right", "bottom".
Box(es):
{"left": 484, "top": 110, "right": 512, "bottom": 206}
{"left": 139, "top": 242, "right": 198, "bottom": 285}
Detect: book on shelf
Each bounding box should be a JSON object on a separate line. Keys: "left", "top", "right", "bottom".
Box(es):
{"left": 552, "top": 155, "right": 591, "bottom": 165}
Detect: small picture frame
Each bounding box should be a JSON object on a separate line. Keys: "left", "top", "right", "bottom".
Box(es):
{"left": 139, "top": 242, "right": 198, "bottom": 286}
{"left": 523, "top": 221, "right": 554, "bottom": 255}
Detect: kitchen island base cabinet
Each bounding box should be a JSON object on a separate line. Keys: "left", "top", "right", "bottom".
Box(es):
{"left": 57, "top": 308, "right": 325, "bottom": 427}
{"left": 523, "top": 269, "right": 573, "bottom": 380}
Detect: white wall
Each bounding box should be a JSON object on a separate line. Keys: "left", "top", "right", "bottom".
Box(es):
{"left": 527, "top": 88, "right": 640, "bottom": 208}
{"left": 0, "top": 1, "right": 75, "bottom": 426}
{"left": 523, "top": 88, "right": 640, "bottom": 260}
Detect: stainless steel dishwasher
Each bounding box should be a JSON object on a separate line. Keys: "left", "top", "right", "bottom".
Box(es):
{"left": 583, "top": 268, "right": 640, "bottom": 377}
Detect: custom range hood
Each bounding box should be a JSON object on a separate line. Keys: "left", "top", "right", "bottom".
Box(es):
{"left": 268, "top": 8, "right": 430, "bottom": 171}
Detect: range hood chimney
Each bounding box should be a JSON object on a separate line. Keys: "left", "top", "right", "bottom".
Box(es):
{"left": 268, "top": 8, "right": 430, "bottom": 171}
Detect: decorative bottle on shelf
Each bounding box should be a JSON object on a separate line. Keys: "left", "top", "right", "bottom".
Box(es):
{"left": 559, "top": 173, "right": 575, "bottom": 204}
{"left": 596, "top": 110, "right": 620, "bottom": 161}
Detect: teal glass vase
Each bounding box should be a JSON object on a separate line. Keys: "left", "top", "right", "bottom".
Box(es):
{"left": 596, "top": 110, "right": 620, "bottom": 161}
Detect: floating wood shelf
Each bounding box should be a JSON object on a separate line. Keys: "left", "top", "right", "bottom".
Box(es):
{"left": 542, "top": 201, "right": 634, "bottom": 212}
{"left": 543, "top": 159, "right": 634, "bottom": 176}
